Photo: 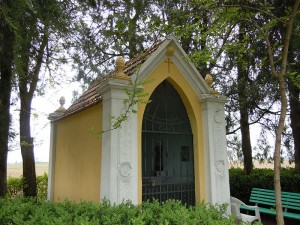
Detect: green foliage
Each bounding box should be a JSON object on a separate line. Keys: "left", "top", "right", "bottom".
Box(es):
{"left": 6, "top": 173, "right": 48, "bottom": 201}
{"left": 110, "top": 79, "right": 151, "bottom": 130}
{"left": 0, "top": 198, "right": 246, "bottom": 225}
{"left": 36, "top": 173, "right": 48, "bottom": 201}
{"left": 94, "top": 77, "right": 152, "bottom": 135}
{"left": 7, "top": 176, "right": 24, "bottom": 198}
{"left": 287, "top": 71, "right": 300, "bottom": 88}
{"left": 230, "top": 168, "right": 300, "bottom": 204}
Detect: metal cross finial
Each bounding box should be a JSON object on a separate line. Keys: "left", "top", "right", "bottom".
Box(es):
{"left": 165, "top": 58, "right": 173, "bottom": 73}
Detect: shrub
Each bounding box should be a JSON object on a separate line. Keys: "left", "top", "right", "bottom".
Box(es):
{"left": 7, "top": 173, "right": 48, "bottom": 200}
{"left": 0, "top": 197, "right": 257, "bottom": 225}
{"left": 7, "top": 176, "right": 24, "bottom": 198}
{"left": 36, "top": 173, "right": 48, "bottom": 201}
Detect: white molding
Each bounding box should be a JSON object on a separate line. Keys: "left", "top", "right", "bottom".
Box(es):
{"left": 98, "top": 78, "right": 138, "bottom": 204}
{"left": 47, "top": 122, "right": 57, "bottom": 201}
{"left": 200, "top": 97, "right": 230, "bottom": 208}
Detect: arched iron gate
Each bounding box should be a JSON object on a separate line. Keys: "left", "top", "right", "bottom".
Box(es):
{"left": 142, "top": 80, "right": 195, "bottom": 206}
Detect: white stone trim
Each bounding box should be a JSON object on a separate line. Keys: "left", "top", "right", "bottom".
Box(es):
{"left": 199, "top": 95, "right": 230, "bottom": 208}
{"left": 99, "top": 78, "right": 139, "bottom": 204}
{"left": 47, "top": 122, "right": 56, "bottom": 201}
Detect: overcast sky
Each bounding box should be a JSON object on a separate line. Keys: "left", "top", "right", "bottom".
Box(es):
{"left": 7, "top": 72, "right": 81, "bottom": 164}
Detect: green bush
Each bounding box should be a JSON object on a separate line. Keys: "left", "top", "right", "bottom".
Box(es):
{"left": 7, "top": 173, "right": 48, "bottom": 200}
{"left": 7, "top": 168, "right": 300, "bottom": 212}
{"left": 0, "top": 197, "right": 258, "bottom": 225}
{"left": 36, "top": 173, "right": 48, "bottom": 201}
{"left": 7, "top": 176, "right": 24, "bottom": 198}
{"left": 229, "top": 168, "right": 300, "bottom": 203}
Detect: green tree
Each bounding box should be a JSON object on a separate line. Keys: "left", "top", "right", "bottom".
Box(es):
{"left": 1, "top": 0, "right": 73, "bottom": 196}
{"left": 230, "top": 1, "right": 299, "bottom": 224}
{"left": 0, "top": 0, "right": 14, "bottom": 196}
{"left": 17, "top": 0, "right": 73, "bottom": 196}
{"left": 70, "top": 0, "right": 159, "bottom": 89}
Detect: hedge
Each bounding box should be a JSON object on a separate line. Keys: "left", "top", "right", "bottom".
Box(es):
{"left": 7, "top": 173, "right": 48, "bottom": 201}
{"left": 229, "top": 168, "right": 300, "bottom": 203}
{"left": 7, "top": 168, "right": 300, "bottom": 205}
{"left": 0, "top": 198, "right": 256, "bottom": 225}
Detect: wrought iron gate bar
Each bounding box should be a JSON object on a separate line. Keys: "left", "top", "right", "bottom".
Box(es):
{"left": 142, "top": 182, "right": 195, "bottom": 206}
{"left": 141, "top": 130, "right": 193, "bottom": 135}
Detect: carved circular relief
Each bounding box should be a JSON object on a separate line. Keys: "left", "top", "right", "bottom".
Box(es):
{"left": 216, "top": 160, "right": 225, "bottom": 175}
{"left": 214, "top": 110, "right": 222, "bottom": 124}
{"left": 119, "top": 162, "right": 132, "bottom": 181}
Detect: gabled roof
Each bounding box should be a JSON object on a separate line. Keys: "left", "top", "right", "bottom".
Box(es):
{"left": 55, "top": 41, "right": 162, "bottom": 121}
{"left": 53, "top": 36, "right": 211, "bottom": 122}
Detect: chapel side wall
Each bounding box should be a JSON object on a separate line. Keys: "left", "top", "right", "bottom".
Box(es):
{"left": 53, "top": 104, "right": 102, "bottom": 202}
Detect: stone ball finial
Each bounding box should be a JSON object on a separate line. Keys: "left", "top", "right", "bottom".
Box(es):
{"left": 116, "top": 56, "right": 125, "bottom": 75}
{"left": 57, "top": 96, "right": 66, "bottom": 112}
{"left": 59, "top": 96, "right": 65, "bottom": 107}
{"left": 166, "top": 44, "right": 175, "bottom": 57}
{"left": 205, "top": 74, "right": 213, "bottom": 88}
{"left": 48, "top": 96, "right": 66, "bottom": 121}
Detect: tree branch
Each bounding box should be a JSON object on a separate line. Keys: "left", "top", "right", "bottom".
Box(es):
{"left": 249, "top": 19, "right": 279, "bottom": 77}
{"left": 280, "top": 0, "right": 300, "bottom": 77}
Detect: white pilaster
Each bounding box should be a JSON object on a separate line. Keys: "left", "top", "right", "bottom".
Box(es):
{"left": 199, "top": 94, "right": 230, "bottom": 206}
{"left": 47, "top": 97, "right": 66, "bottom": 201}
{"left": 47, "top": 122, "right": 56, "bottom": 201}
{"left": 99, "top": 78, "right": 138, "bottom": 204}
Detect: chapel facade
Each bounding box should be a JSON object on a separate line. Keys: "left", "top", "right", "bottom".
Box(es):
{"left": 48, "top": 36, "right": 230, "bottom": 207}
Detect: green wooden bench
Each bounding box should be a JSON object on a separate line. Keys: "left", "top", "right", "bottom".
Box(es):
{"left": 240, "top": 188, "right": 300, "bottom": 220}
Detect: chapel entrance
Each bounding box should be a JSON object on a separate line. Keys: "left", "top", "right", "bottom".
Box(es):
{"left": 142, "top": 80, "right": 195, "bottom": 206}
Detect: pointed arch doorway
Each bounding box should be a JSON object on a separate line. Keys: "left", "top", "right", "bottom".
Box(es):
{"left": 142, "top": 80, "right": 195, "bottom": 206}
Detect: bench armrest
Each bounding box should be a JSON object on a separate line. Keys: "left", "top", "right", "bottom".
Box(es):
{"left": 242, "top": 204, "right": 261, "bottom": 222}
{"left": 243, "top": 204, "right": 258, "bottom": 209}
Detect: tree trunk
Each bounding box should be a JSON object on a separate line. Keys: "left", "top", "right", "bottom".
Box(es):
{"left": 17, "top": 14, "right": 48, "bottom": 197}
{"left": 237, "top": 24, "right": 253, "bottom": 175}
{"left": 238, "top": 77, "right": 253, "bottom": 175}
{"left": 19, "top": 95, "right": 37, "bottom": 197}
{"left": 272, "top": 2, "right": 300, "bottom": 223}
{"left": 0, "top": 14, "right": 14, "bottom": 197}
{"left": 274, "top": 75, "right": 287, "bottom": 225}
{"left": 271, "top": 2, "right": 300, "bottom": 224}
{"left": 239, "top": 103, "right": 253, "bottom": 174}
{"left": 287, "top": 76, "right": 300, "bottom": 172}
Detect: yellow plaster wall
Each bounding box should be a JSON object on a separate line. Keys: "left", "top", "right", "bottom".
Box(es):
{"left": 53, "top": 104, "right": 102, "bottom": 202}
{"left": 138, "top": 61, "right": 206, "bottom": 205}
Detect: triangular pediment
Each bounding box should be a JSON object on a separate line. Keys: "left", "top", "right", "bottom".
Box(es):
{"left": 134, "top": 36, "right": 210, "bottom": 97}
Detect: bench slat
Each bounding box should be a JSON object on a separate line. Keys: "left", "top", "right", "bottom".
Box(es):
{"left": 243, "top": 188, "right": 300, "bottom": 220}
{"left": 284, "top": 212, "right": 300, "bottom": 220}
